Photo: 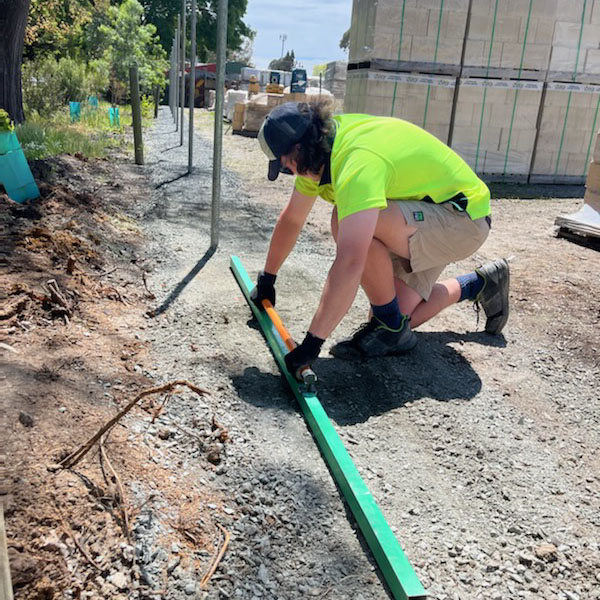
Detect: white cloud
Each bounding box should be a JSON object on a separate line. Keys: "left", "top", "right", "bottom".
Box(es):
{"left": 244, "top": 0, "right": 353, "bottom": 72}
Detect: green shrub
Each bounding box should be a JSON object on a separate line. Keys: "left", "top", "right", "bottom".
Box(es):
{"left": 16, "top": 110, "right": 120, "bottom": 160}
{"left": 22, "top": 56, "right": 109, "bottom": 117}
{"left": 0, "top": 109, "right": 14, "bottom": 132}
{"left": 140, "top": 95, "right": 154, "bottom": 119}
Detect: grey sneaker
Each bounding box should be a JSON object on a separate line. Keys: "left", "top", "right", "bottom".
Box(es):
{"left": 475, "top": 258, "right": 510, "bottom": 334}
{"left": 329, "top": 316, "right": 417, "bottom": 360}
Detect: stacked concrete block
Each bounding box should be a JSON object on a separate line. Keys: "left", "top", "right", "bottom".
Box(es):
{"left": 344, "top": 0, "right": 600, "bottom": 180}
{"left": 348, "top": 0, "right": 599, "bottom": 74}
{"left": 451, "top": 79, "right": 543, "bottom": 176}
{"left": 530, "top": 82, "right": 600, "bottom": 181}
{"left": 348, "top": 0, "right": 377, "bottom": 63}
{"left": 345, "top": 70, "right": 456, "bottom": 142}
{"left": 349, "top": 0, "right": 469, "bottom": 65}
{"left": 463, "top": 0, "right": 554, "bottom": 72}
{"left": 549, "top": 0, "right": 600, "bottom": 78}
{"left": 323, "top": 61, "right": 347, "bottom": 99}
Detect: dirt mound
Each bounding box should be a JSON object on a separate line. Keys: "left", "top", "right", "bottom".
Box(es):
{"left": 1, "top": 155, "right": 225, "bottom": 599}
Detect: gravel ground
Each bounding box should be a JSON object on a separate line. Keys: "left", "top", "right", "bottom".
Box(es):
{"left": 130, "top": 107, "right": 599, "bottom": 600}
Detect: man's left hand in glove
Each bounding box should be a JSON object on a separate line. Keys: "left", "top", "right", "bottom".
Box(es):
{"left": 284, "top": 332, "right": 325, "bottom": 381}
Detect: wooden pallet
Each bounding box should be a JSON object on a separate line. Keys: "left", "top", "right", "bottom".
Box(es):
{"left": 555, "top": 203, "right": 600, "bottom": 251}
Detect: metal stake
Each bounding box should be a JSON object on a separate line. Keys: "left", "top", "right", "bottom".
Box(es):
{"left": 188, "top": 0, "right": 197, "bottom": 173}
{"left": 175, "top": 17, "right": 180, "bottom": 130}
{"left": 180, "top": 0, "right": 186, "bottom": 146}
{"left": 211, "top": 0, "right": 228, "bottom": 249}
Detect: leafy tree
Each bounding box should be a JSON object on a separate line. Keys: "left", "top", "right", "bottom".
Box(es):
{"left": 339, "top": 28, "right": 350, "bottom": 52}
{"left": 139, "top": 0, "right": 254, "bottom": 60}
{"left": 95, "top": 0, "right": 169, "bottom": 103}
{"left": 24, "top": 0, "right": 95, "bottom": 60}
{"left": 268, "top": 50, "right": 296, "bottom": 72}
{"left": 22, "top": 56, "right": 109, "bottom": 116}
{"left": 312, "top": 63, "right": 327, "bottom": 76}
{"left": 228, "top": 35, "right": 254, "bottom": 67}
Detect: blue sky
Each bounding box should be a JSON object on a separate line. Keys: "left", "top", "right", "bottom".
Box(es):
{"left": 244, "top": 0, "right": 353, "bottom": 74}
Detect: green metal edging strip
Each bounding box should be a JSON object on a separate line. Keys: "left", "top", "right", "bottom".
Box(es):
{"left": 230, "top": 255, "right": 427, "bottom": 600}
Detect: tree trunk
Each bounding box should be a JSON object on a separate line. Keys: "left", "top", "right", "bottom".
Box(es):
{"left": 0, "top": 0, "right": 32, "bottom": 124}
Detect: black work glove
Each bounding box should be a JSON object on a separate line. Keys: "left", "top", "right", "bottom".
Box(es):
{"left": 284, "top": 332, "right": 325, "bottom": 381}
{"left": 250, "top": 270, "right": 277, "bottom": 310}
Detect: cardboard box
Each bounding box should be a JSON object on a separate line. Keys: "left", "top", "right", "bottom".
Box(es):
{"left": 232, "top": 103, "right": 245, "bottom": 131}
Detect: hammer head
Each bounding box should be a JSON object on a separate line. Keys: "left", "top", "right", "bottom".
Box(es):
{"left": 299, "top": 366, "right": 317, "bottom": 393}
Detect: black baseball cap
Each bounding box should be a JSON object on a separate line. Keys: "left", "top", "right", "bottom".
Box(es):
{"left": 258, "top": 102, "right": 312, "bottom": 181}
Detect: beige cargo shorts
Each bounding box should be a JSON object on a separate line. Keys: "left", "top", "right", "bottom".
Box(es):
{"left": 391, "top": 200, "right": 490, "bottom": 301}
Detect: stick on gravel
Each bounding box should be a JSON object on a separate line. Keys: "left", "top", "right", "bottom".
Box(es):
{"left": 60, "top": 381, "right": 210, "bottom": 469}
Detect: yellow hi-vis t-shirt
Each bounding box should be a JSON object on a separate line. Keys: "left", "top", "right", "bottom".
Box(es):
{"left": 294, "top": 114, "right": 490, "bottom": 222}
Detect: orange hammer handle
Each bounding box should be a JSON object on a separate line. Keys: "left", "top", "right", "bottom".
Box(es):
{"left": 261, "top": 299, "right": 296, "bottom": 351}
{"left": 261, "top": 300, "right": 317, "bottom": 385}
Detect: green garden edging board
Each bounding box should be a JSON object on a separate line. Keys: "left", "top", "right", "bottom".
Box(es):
{"left": 230, "top": 255, "right": 427, "bottom": 600}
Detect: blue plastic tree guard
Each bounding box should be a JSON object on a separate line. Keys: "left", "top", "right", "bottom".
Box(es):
{"left": 109, "top": 107, "right": 120, "bottom": 127}
{"left": 69, "top": 101, "right": 81, "bottom": 122}
{"left": 0, "top": 132, "right": 40, "bottom": 204}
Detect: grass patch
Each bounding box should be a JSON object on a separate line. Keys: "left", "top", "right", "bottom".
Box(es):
{"left": 16, "top": 100, "right": 154, "bottom": 161}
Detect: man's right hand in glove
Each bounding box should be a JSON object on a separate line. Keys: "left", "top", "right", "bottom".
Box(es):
{"left": 250, "top": 271, "right": 277, "bottom": 310}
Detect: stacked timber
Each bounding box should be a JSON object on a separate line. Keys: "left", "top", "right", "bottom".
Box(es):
{"left": 345, "top": 0, "right": 600, "bottom": 183}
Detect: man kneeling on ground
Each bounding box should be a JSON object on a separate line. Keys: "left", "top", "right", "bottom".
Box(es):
{"left": 250, "top": 100, "right": 510, "bottom": 380}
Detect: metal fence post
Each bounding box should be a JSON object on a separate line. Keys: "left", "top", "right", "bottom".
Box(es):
{"left": 188, "top": 0, "right": 197, "bottom": 173}
{"left": 180, "top": 0, "right": 186, "bottom": 146}
{"left": 175, "top": 16, "right": 180, "bottom": 130}
{"left": 129, "top": 64, "right": 144, "bottom": 165}
{"left": 211, "top": 0, "right": 228, "bottom": 249}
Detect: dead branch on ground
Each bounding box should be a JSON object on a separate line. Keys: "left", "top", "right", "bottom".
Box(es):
{"left": 60, "top": 381, "right": 210, "bottom": 469}
{"left": 142, "top": 271, "right": 156, "bottom": 299}
{"left": 99, "top": 434, "right": 131, "bottom": 540}
{"left": 200, "top": 523, "right": 230, "bottom": 588}
{"left": 56, "top": 505, "right": 102, "bottom": 572}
